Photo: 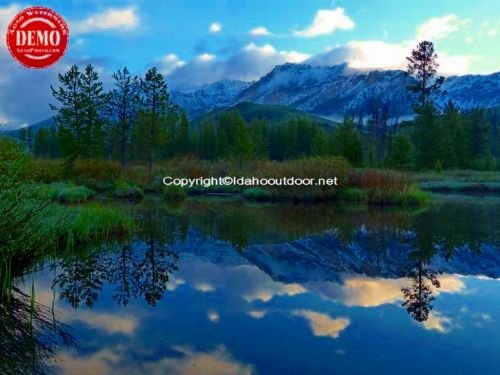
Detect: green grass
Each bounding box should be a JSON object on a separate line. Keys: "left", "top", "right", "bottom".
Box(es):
{"left": 36, "top": 183, "right": 95, "bottom": 203}
{"left": 52, "top": 203, "right": 134, "bottom": 245}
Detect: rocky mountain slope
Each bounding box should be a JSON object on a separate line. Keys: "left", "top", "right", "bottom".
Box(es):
{"left": 171, "top": 63, "right": 500, "bottom": 121}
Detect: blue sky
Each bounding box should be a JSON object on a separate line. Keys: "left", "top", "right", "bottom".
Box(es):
{"left": 0, "top": 0, "right": 499, "bottom": 125}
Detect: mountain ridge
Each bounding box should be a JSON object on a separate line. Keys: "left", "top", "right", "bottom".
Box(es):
{"left": 171, "top": 63, "right": 500, "bottom": 120}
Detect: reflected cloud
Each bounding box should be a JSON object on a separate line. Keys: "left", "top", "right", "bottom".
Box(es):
{"left": 57, "top": 345, "right": 255, "bottom": 375}
{"left": 207, "top": 310, "right": 220, "bottom": 323}
{"left": 247, "top": 310, "right": 267, "bottom": 319}
{"left": 306, "top": 274, "right": 466, "bottom": 308}
{"left": 60, "top": 310, "right": 139, "bottom": 335}
{"left": 293, "top": 310, "right": 350, "bottom": 339}
{"left": 195, "top": 283, "right": 216, "bottom": 293}
{"left": 421, "top": 312, "right": 452, "bottom": 333}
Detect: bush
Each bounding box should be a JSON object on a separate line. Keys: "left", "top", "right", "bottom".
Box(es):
{"left": 72, "top": 159, "right": 121, "bottom": 183}
{"left": 163, "top": 185, "right": 186, "bottom": 201}
{"left": 113, "top": 182, "right": 144, "bottom": 200}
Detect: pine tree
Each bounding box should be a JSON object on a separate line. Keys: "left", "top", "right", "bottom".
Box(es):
{"left": 331, "top": 117, "right": 363, "bottom": 166}
{"left": 50, "top": 65, "right": 83, "bottom": 157}
{"left": 134, "top": 67, "right": 171, "bottom": 179}
{"left": 406, "top": 41, "right": 444, "bottom": 106}
{"left": 109, "top": 67, "right": 140, "bottom": 168}
{"left": 386, "top": 133, "right": 412, "bottom": 170}
{"left": 80, "top": 64, "right": 110, "bottom": 158}
{"left": 311, "top": 129, "right": 328, "bottom": 156}
{"left": 177, "top": 111, "right": 191, "bottom": 155}
{"left": 51, "top": 64, "right": 109, "bottom": 158}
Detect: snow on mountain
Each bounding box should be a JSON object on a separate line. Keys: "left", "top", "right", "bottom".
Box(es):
{"left": 171, "top": 79, "right": 251, "bottom": 119}
{"left": 171, "top": 63, "right": 500, "bottom": 120}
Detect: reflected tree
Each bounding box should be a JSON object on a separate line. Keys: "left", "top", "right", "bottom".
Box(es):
{"left": 53, "top": 248, "right": 110, "bottom": 309}
{"left": 401, "top": 260, "right": 441, "bottom": 322}
{"left": 135, "top": 209, "right": 179, "bottom": 306}
{"left": 110, "top": 244, "right": 141, "bottom": 306}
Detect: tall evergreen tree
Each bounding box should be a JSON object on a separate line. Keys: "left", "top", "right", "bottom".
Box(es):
{"left": 177, "top": 111, "right": 191, "bottom": 155}
{"left": 406, "top": 41, "right": 444, "bottom": 106}
{"left": 134, "top": 67, "right": 171, "bottom": 179}
{"left": 109, "top": 67, "right": 140, "bottom": 168}
{"left": 50, "top": 64, "right": 83, "bottom": 157}
{"left": 331, "top": 117, "right": 363, "bottom": 166}
{"left": 80, "top": 64, "right": 110, "bottom": 158}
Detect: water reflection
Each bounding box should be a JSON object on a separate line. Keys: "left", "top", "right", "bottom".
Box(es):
{"left": 0, "top": 287, "right": 73, "bottom": 374}
{"left": 0, "top": 197, "right": 499, "bottom": 374}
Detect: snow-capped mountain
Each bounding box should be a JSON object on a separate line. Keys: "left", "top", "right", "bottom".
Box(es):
{"left": 171, "top": 63, "right": 500, "bottom": 120}
{"left": 171, "top": 79, "right": 251, "bottom": 119}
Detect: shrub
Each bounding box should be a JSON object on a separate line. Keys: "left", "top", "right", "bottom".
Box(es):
{"left": 163, "top": 185, "right": 186, "bottom": 201}
{"left": 113, "top": 182, "right": 144, "bottom": 200}
{"left": 72, "top": 159, "right": 121, "bottom": 183}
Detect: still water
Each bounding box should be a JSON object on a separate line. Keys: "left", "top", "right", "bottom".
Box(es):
{"left": 2, "top": 195, "right": 500, "bottom": 374}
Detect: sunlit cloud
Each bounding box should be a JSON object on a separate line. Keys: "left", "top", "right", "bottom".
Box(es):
{"left": 72, "top": 7, "right": 140, "bottom": 34}
{"left": 294, "top": 7, "right": 354, "bottom": 37}
{"left": 416, "top": 14, "right": 468, "bottom": 41}
{"left": 308, "top": 39, "right": 473, "bottom": 75}
{"left": 421, "top": 312, "right": 452, "bottom": 333}
{"left": 197, "top": 53, "right": 216, "bottom": 62}
{"left": 209, "top": 22, "right": 222, "bottom": 33}
{"left": 157, "top": 54, "right": 186, "bottom": 75}
{"left": 249, "top": 26, "right": 271, "bottom": 36}
{"left": 293, "top": 310, "right": 350, "bottom": 339}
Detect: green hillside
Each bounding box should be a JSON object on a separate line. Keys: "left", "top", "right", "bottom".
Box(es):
{"left": 192, "top": 102, "right": 337, "bottom": 131}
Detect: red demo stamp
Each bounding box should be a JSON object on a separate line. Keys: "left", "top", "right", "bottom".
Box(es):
{"left": 6, "top": 6, "right": 69, "bottom": 69}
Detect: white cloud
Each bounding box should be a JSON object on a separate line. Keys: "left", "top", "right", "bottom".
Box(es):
{"left": 72, "top": 7, "right": 140, "bottom": 34}
{"left": 416, "top": 14, "right": 468, "bottom": 41}
{"left": 294, "top": 7, "right": 354, "bottom": 37}
{"left": 308, "top": 39, "right": 473, "bottom": 76}
{"left": 487, "top": 28, "right": 497, "bottom": 37}
{"left": 0, "top": 3, "right": 22, "bottom": 46}
{"left": 293, "top": 310, "right": 350, "bottom": 339}
{"left": 197, "top": 53, "right": 216, "bottom": 62}
{"left": 167, "top": 43, "right": 310, "bottom": 88}
{"left": 209, "top": 22, "right": 222, "bottom": 33}
{"left": 158, "top": 53, "right": 186, "bottom": 75}
{"left": 249, "top": 26, "right": 270, "bottom": 36}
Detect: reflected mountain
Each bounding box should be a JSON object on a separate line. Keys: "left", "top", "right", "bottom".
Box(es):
{"left": 1, "top": 198, "right": 499, "bottom": 373}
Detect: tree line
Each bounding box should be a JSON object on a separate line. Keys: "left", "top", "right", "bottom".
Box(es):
{"left": 18, "top": 40, "right": 500, "bottom": 171}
